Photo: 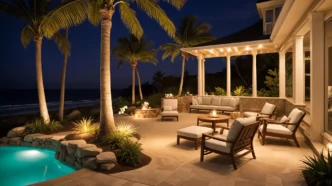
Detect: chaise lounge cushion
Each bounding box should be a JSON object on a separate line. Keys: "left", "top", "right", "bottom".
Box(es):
{"left": 177, "top": 126, "right": 213, "bottom": 138}
{"left": 259, "top": 124, "right": 292, "bottom": 135}
{"left": 287, "top": 108, "right": 304, "bottom": 131}
{"left": 204, "top": 134, "right": 230, "bottom": 153}
{"left": 261, "top": 102, "right": 277, "bottom": 115}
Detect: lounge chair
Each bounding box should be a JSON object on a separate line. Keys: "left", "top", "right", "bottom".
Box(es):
{"left": 243, "top": 102, "right": 277, "bottom": 119}
{"left": 161, "top": 98, "right": 179, "bottom": 121}
{"left": 200, "top": 117, "right": 259, "bottom": 170}
{"left": 258, "top": 108, "right": 306, "bottom": 147}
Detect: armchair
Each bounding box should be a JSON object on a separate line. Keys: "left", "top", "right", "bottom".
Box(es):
{"left": 200, "top": 117, "right": 259, "bottom": 170}
{"left": 161, "top": 99, "right": 179, "bottom": 121}
{"left": 244, "top": 102, "right": 277, "bottom": 119}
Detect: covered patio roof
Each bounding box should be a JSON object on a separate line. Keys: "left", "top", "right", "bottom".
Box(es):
{"left": 181, "top": 20, "right": 279, "bottom": 58}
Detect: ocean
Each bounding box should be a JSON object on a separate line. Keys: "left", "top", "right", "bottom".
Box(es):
{"left": 0, "top": 89, "right": 123, "bottom": 117}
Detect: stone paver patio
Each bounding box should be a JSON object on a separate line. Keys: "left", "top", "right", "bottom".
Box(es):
{"left": 34, "top": 113, "right": 312, "bottom": 186}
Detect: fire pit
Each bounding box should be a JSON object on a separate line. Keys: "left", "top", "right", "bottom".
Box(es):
{"left": 135, "top": 108, "right": 160, "bottom": 118}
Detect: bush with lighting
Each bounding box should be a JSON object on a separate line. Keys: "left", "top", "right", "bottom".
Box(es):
{"left": 24, "top": 119, "right": 62, "bottom": 134}
{"left": 117, "top": 138, "right": 142, "bottom": 167}
{"left": 118, "top": 105, "right": 128, "bottom": 115}
{"left": 104, "top": 121, "right": 138, "bottom": 150}
{"left": 72, "top": 117, "right": 97, "bottom": 135}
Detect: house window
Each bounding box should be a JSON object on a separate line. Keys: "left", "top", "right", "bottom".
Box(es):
{"left": 264, "top": 6, "right": 282, "bottom": 35}
{"left": 326, "top": 18, "right": 332, "bottom": 134}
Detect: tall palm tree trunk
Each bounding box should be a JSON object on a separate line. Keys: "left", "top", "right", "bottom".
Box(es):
{"left": 131, "top": 64, "right": 136, "bottom": 104}
{"left": 136, "top": 68, "right": 143, "bottom": 100}
{"left": 178, "top": 56, "right": 185, "bottom": 96}
{"left": 59, "top": 28, "right": 69, "bottom": 122}
{"left": 34, "top": 36, "right": 50, "bottom": 123}
{"left": 98, "top": 9, "right": 116, "bottom": 140}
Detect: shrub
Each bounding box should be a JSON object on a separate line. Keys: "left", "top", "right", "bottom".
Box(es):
{"left": 232, "top": 86, "right": 250, "bottom": 96}
{"left": 301, "top": 151, "right": 332, "bottom": 186}
{"left": 214, "top": 87, "right": 226, "bottom": 96}
{"left": 117, "top": 139, "right": 142, "bottom": 167}
{"left": 113, "top": 97, "right": 130, "bottom": 111}
{"left": 72, "top": 117, "right": 97, "bottom": 134}
{"left": 25, "top": 119, "right": 62, "bottom": 134}
{"left": 145, "top": 93, "right": 163, "bottom": 108}
{"left": 104, "top": 130, "right": 127, "bottom": 150}
{"left": 116, "top": 121, "right": 137, "bottom": 137}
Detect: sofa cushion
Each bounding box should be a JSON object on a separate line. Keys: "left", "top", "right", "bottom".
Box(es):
{"left": 177, "top": 126, "right": 213, "bottom": 138}
{"left": 280, "top": 115, "right": 290, "bottom": 123}
{"left": 161, "top": 111, "right": 178, "bottom": 117}
{"left": 227, "top": 117, "right": 256, "bottom": 145}
{"left": 211, "top": 97, "right": 222, "bottom": 106}
{"left": 221, "top": 97, "right": 232, "bottom": 106}
{"left": 205, "top": 134, "right": 230, "bottom": 153}
{"left": 261, "top": 102, "right": 276, "bottom": 115}
{"left": 219, "top": 106, "right": 236, "bottom": 111}
{"left": 192, "top": 97, "right": 198, "bottom": 105}
{"left": 259, "top": 124, "right": 292, "bottom": 135}
{"left": 287, "top": 108, "right": 304, "bottom": 131}
{"left": 230, "top": 98, "right": 239, "bottom": 108}
{"left": 202, "top": 97, "right": 212, "bottom": 105}
{"left": 196, "top": 97, "right": 202, "bottom": 105}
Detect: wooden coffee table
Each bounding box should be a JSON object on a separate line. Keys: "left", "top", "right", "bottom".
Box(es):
{"left": 197, "top": 114, "right": 230, "bottom": 133}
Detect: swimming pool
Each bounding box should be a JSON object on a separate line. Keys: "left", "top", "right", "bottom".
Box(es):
{"left": 0, "top": 146, "right": 76, "bottom": 186}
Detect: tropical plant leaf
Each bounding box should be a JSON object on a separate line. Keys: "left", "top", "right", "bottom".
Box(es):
{"left": 21, "top": 25, "right": 34, "bottom": 48}
{"left": 87, "top": 0, "right": 102, "bottom": 26}
{"left": 0, "top": 0, "right": 31, "bottom": 21}
{"left": 119, "top": 2, "right": 143, "bottom": 39}
{"left": 135, "top": 0, "right": 175, "bottom": 37}
{"left": 162, "top": 0, "right": 186, "bottom": 10}
{"left": 40, "top": 0, "right": 88, "bottom": 38}
{"left": 53, "top": 32, "right": 71, "bottom": 56}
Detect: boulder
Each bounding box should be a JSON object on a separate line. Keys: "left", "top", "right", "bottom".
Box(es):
{"left": 24, "top": 133, "right": 43, "bottom": 142}
{"left": 76, "top": 144, "right": 98, "bottom": 158}
{"left": 9, "top": 137, "right": 22, "bottom": 145}
{"left": 0, "top": 137, "right": 10, "bottom": 144}
{"left": 45, "top": 144, "right": 56, "bottom": 151}
{"left": 67, "top": 140, "right": 87, "bottom": 148}
{"left": 65, "top": 155, "right": 76, "bottom": 165}
{"left": 80, "top": 147, "right": 102, "bottom": 158}
{"left": 75, "top": 161, "right": 82, "bottom": 169}
{"left": 21, "top": 142, "right": 32, "bottom": 147}
{"left": 100, "top": 163, "right": 115, "bottom": 171}
{"left": 59, "top": 150, "right": 67, "bottom": 161}
{"left": 67, "top": 110, "right": 81, "bottom": 121}
{"left": 96, "top": 152, "right": 117, "bottom": 164}
{"left": 83, "top": 157, "right": 98, "bottom": 170}
{"left": 65, "top": 133, "right": 95, "bottom": 141}
{"left": 50, "top": 136, "right": 65, "bottom": 146}
{"left": 7, "top": 126, "right": 26, "bottom": 138}
{"left": 35, "top": 135, "right": 53, "bottom": 142}
{"left": 67, "top": 147, "right": 76, "bottom": 155}
{"left": 32, "top": 141, "right": 40, "bottom": 148}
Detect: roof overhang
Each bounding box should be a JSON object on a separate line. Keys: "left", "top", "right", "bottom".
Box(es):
{"left": 181, "top": 39, "right": 278, "bottom": 58}
{"left": 256, "top": 0, "right": 285, "bottom": 18}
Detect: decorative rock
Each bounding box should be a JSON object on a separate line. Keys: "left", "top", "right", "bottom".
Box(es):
{"left": 96, "top": 152, "right": 117, "bottom": 163}
{"left": 67, "top": 147, "right": 76, "bottom": 155}
{"left": 9, "top": 137, "right": 22, "bottom": 145}
{"left": 45, "top": 144, "right": 56, "bottom": 150}
{"left": 67, "top": 110, "right": 81, "bottom": 121}
{"left": 77, "top": 144, "right": 96, "bottom": 149}
{"left": 67, "top": 140, "right": 87, "bottom": 148}
{"left": 75, "top": 161, "right": 82, "bottom": 169}
{"left": 7, "top": 126, "right": 26, "bottom": 138}
{"left": 65, "top": 133, "right": 95, "bottom": 141}
{"left": 35, "top": 135, "right": 53, "bottom": 142}
{"left": 59, "top": 150, "right": 67, "bottom": 161}
{"left": 100, "top": 163, "right": 115, "bottom": 171}
{"left": 65, "top": 155, "right": 75, "bottom": 165}
{"left": 80, "top": 147, "right": 102, "bottom": 158}
{"left": 32, "top": 141, "right": 40, "bottom": 148}
{"left": 0, "top": 137, "right": 10, "bottom": 144}
{"left": 24, "top": 133, "right": 43, "bottom": 142}
{"left": 50, "top": 136, "right": 65, "bottom": 146}
{"left": 76, "top": 144, "right": 98, "bottom": 158}
{"left": 83, "top": 157, "right": 98, "bottom": 170}
{"left": 21, "top": 142, "right": 32, "bottom": 147}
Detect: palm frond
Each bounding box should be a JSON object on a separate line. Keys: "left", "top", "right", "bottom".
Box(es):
{"left": 119, "top": 2, "right": 143, "bottom": 39}
{"left": 21, "top": 25, "right": 34, "bottom": 48}
{"left": 162, "top": 0, "right": 186, "bottom": 10}
{"left": 28, "top": 0, "right": 51, "bottom": 20}
{"left": 116, "top": 60, "right": 126, "bottom": 70}
{"left": 53, "top": 32, "right": 71, "bottom": 56}
{"left": 40, "top": 0, "right": 88, "bottom": 38}
{"left": 135, "top": 0, "right": 175, "bottom": 37}
{"left": 0, "top": 0, "right": 31, "bottom": 21}
{"left": 87, "top": 0, "right": 102, "bottom": 26}
{"left": 159, "top": 43, "right": 180, "bottom": 62}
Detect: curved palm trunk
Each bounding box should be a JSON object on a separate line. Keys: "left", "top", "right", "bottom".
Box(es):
{"left": 178, "top": 56, "right": 185, "bottom": 96}
{"left": 234, "top": 61, "right": 249, "bottom": 86}
{"left": 136, "top": 68, "right": 143, "bottom": 100}
{"left": 34, "top": 36, "right": 50, "bottom": 123}
{"left": 131, "top": 64, "right": 136, "bottom": 104}
{"left": 59, "top": 28, "right": 69, "bottom": 122}
{"left": 98, "top": 9, "right": 116, "bottom": 140}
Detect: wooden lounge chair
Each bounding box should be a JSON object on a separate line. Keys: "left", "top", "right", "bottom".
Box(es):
{"left": 243, "top": 102, "right": 277, "bottom": 119}
{"left": 258, "top": 108, "right": 306, "bottom": 147}
{"left": 200, "top": 117, "right": 260, "bottom": 170}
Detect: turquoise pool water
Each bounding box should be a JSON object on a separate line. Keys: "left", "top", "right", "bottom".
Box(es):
{"left": 0, "top": 146, "right": 76, "bottom": 186}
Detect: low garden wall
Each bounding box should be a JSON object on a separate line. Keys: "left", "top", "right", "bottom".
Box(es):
{"left": 239, "top": 97, "right": 286, "bottom": 114}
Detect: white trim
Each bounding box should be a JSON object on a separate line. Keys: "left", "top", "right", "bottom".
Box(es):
{"left": 271, "top": 0, "right": 295, "bottom": 41}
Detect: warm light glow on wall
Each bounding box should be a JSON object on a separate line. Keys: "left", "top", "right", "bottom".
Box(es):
{"left": 219, "top": 48, "right": 224, "bottom": 52}
{"left": 209, "top": 49, "right": 214, "bottom": 54}
{"left": 258, "top": 44, "right": 262, "bottom": 48}
{"left": 227, "top": 48, "right": 231, "bottom": 52}
{"left": 327, "top": 143, "right": 332, "bottom": 152}
{"left": 245, "top": 46, "right": 251, "bottom": 51}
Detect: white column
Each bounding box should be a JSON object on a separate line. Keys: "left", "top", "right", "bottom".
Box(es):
{"left": 226, "top": 55, "right": 231, "bottom": 96}
{"left": 202, "top": 59, "right": 206, "bottom": 95}
{"left": 197, "top": 55, "right": 203, "bottom": 96}
{"left": 279, "top": 51, "right": 286, "bottom": 98}
{"left": 293, "top": 35, "right": 305, "bottom": 105}
{"left": 310, "top": 12, "right": 324, "bottom": 142}
{"left": 252, "top": 52, "right": 257, "bottom": 97}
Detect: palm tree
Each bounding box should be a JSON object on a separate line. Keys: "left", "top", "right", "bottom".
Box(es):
{"left": 136, "top": 67, "right": 143, "bottom": 101}
{"left": 153, "top": 70, "right": 164, "bottom": 93}
{"left": 159, "top": 16, "right": 215, "bottom": 96}
{"left": 59, "top": 28, "right": 70, "bottom": 122}
{"left": 0, "top": 0, "right": 88, "bottom": 123}
{"left": 87, "top": 0, "right": 186, "bottom": 139}
{"left": 114, "top": 35, "right": 157, "bottom": 104}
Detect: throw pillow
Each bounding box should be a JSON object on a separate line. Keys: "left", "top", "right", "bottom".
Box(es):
{"left": 280, "top": 115, "right": 290, "bottom": 123}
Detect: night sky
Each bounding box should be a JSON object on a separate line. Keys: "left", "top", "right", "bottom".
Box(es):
{"left": 0, "top": 0, "right": 261, "bottom": 90}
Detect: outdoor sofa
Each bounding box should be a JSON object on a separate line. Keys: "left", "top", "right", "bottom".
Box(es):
{"left": 190, "top": 96, "right": 239, "bottom": 113}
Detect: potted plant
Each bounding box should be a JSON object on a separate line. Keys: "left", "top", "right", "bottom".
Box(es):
{"left": 301, "top": 150, "right": 332, "bottom": 186}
